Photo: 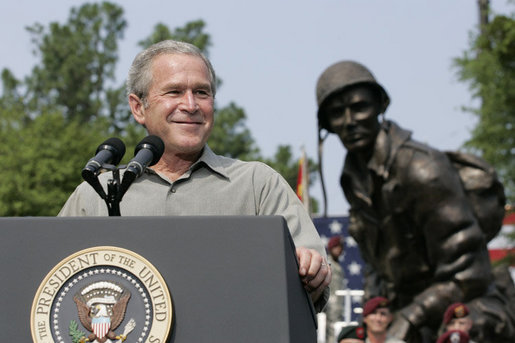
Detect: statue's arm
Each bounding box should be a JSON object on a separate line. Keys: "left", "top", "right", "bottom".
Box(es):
{"left": 394, "top": 149, "right": 491, "bottom": 333}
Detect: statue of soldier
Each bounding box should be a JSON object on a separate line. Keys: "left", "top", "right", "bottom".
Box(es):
{"left": 315, "top": 60, "right": 515, "bottom": 343}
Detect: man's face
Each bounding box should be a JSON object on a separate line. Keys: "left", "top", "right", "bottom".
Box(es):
{"left": 330, "top": 245, "right": 343, "bottom": 259}
{"left": 322, "top": 85, "right": 382, "bottom": 152}
{"left": 363, "top": 308, "right": 393, "bottom": 335}
{"left": 446, "top": 317, "right": 473, "bottom": 333}
{"left": 129, "top": 53, "right": 214, "bottom": 157}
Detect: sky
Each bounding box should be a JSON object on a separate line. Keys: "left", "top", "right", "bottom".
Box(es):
{"left": 1, "top": 0, "right": 513, "bottom": 217}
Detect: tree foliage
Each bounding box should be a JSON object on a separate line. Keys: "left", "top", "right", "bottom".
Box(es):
{"left": 0, "top": 106, "right": 108, "bottom": 215}
{"left": 138, "top": 20, "right": 211, "bottom": 54}
{"left": 454, "top": 9, "right": 515, "bottom": 202}
{"left": 0, "top": 1, "right": 317, "bottom": 216}
{"left": 263, "top": 145, "right": 319, "bottom": 213}
{"left": 208, "top": 102, "right": 260, "bottom": 160}
{"left": 25, "top": 1, "right": 127, "bottom": 123}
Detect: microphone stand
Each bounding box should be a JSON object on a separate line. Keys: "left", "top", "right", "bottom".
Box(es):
{"left": 106, "top": 167, "right": 122, "bottom": 216}
{"left": 82, "top": 163, "right": 126, "bottom": 216}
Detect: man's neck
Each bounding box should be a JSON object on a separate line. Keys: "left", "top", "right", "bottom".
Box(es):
{"left": 151, "top": 150, "right": 203, "bottom": 182}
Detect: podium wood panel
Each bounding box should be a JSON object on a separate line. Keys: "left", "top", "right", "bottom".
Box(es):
{"left": 0, "top": 216, "right": 317, "bottom": 342}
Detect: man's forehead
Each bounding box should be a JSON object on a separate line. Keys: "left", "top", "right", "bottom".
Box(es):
{"left": 373, "top": 307, "right": 391, "bottom": 314}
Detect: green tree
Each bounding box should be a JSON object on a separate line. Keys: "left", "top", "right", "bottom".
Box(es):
{"left": 138, "top": 20, "right": 211, "bottom": 54}
{"left": 0, "top": 1, "right": 126, "bottom": 215}
{"left": 25, "top": 1, "right": 127, "bottom": 124}
{"left": 263, "top": 145, "right": 319, "bottom": 214}
{"left": 454, "top": 7, "right": 515, "bottom": 202}
{"left": 208, "top": 102, "right": 260, "bottom": 160}
{"left": 0, "top": 107, "right": 108, "bottom": 216}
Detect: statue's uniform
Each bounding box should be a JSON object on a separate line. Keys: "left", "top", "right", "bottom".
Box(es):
{"left": 341, "top": 120, "right": 514, "bottom": 343}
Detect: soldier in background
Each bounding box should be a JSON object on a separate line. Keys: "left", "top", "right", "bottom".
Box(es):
{"left": 325, "top": 236, "right": 345, "bottom": 343}
{"left": 439, "top": 303, "right": 476, "bottom": 343}
{"left": 315, "top": 60, "right": 515, "bottom": 343}
{"left": 361, "top": 297, "right": 405, "bottom": 343}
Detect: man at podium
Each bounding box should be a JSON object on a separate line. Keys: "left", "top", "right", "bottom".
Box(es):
{"left": 59, "top": 40, "right": 330, "bottom": 311}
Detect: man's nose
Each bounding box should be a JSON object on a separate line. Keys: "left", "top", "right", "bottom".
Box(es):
{"left": 180, "top": 90, "right": 198, "bottom": 113}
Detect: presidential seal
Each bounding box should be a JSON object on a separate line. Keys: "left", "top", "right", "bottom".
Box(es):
{"left": 31, "top": 246, "right": 172, "bottom": 343}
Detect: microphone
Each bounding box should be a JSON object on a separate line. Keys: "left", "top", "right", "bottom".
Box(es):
{"left": 118, "top": 135, "right": 165, "bottom": 199}
{"left": 82, "top": 138, "right": 126, "bottom": 199}
{"left": 82, "top": 137, "right": 126, "bottom": 178}
{"left": 126, "top": 135, "right": 165, "bottom": 177}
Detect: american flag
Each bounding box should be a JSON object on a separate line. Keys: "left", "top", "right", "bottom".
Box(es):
{"left": 313, "top": 216, "right": 365, "bottom": 322}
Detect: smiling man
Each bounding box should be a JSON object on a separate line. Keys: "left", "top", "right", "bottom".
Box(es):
{"left": 362, "top": 297, "right": 404, "bottom": 343}
{"left": 59, "top": 40, "right": 330, "bottom": 311}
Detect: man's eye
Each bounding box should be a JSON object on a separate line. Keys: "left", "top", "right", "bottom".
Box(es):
{"left": 195, "top": 89, "right": 211, "bottom": 97}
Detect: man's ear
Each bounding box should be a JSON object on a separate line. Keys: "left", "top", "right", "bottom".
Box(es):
{"left": 129, "top": 93, "right": 146, "bottom": 125}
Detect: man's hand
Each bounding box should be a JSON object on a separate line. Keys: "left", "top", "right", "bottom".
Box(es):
{"left": 296, "top": 247, "right": 331, "bottom": 304}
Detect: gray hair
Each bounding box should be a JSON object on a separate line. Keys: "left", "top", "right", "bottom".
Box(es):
{"left": 126, "top": 40, "right": 217, "bottom": 101}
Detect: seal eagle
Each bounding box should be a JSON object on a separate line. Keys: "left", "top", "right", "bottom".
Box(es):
{"left": 73, "top": 281, "right": 131, "bottom": 343}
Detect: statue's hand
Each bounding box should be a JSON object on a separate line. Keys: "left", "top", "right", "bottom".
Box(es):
{"left": 388, "top": 314, "right": 412, "bottom": 340}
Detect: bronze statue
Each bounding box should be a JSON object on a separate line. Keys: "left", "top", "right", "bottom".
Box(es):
{"left": 315, "top": 60, "right": 515, "bottom": 343}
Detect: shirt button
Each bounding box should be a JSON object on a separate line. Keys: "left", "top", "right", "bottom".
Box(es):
{"left": 170, "top": 188, "right": 176, "bottom": 193}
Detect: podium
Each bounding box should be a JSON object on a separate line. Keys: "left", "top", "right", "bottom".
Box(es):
{"left": 0, "top": 216, "right": 317, "bottom": 342}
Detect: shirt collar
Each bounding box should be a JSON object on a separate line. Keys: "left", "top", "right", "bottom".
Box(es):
{"left": 143, "top": 145, "right": 229, "bottom": 181}
{"left": 190, "top": 145, "right": 230, "bottom": 179}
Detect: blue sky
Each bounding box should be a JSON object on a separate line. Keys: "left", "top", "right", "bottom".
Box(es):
{"left": 1, "top": 0, "right": 512, "bottom": 216}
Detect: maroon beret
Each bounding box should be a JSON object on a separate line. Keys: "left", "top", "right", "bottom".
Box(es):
{"left": 443, "top": 303, "right": 469, "bottom": 325}
{"left": 436, "top": 330, "right": 470, "bottom": 343}
{"left": 363, "top": 296, "right": 389, "bottom": 317}
{"left": 328, "top": 236, "right": 342, "bottom": 250}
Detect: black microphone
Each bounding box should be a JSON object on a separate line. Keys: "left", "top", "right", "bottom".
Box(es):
{"left": 82, "top": 137, "right": 126, "bottom": 199}
{"left": 118, "top": 135, "right": 165, "bottom": 199}
{"left": 82, "top": 137, "right": 126, "bottom": 178}
{"left": 126, "top": 135, "right": 165, "bottom": 177}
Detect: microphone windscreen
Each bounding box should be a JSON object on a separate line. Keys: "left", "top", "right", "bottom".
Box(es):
{"left": 96, "top": 137, "right": 126, "bottom": 165}
{"left": 134, "top": 135, "right": 165, "bottom": 166}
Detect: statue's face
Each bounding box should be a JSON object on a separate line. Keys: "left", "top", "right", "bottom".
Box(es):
{"left": 322, "top": 85, "right": 382, "bottom": 152}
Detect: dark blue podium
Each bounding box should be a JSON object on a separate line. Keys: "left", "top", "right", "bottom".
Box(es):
{"left": 0, "top": 216, "right": 317, "bottom": 343}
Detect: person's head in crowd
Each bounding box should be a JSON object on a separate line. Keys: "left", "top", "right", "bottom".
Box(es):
{"left": 442, "top": 303, "right": 473, "bottom": 334}
{"left": 436, "top": 330, "right": 470, "bottom": 343}
{"left": 337, "top": 324, "right": 366, "bottom": 343}
{"left": 362, "top": 297, "right": 393, "bottom": 336}
{"left": 327, "top": 235, "right": 344, "bottom": 261}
